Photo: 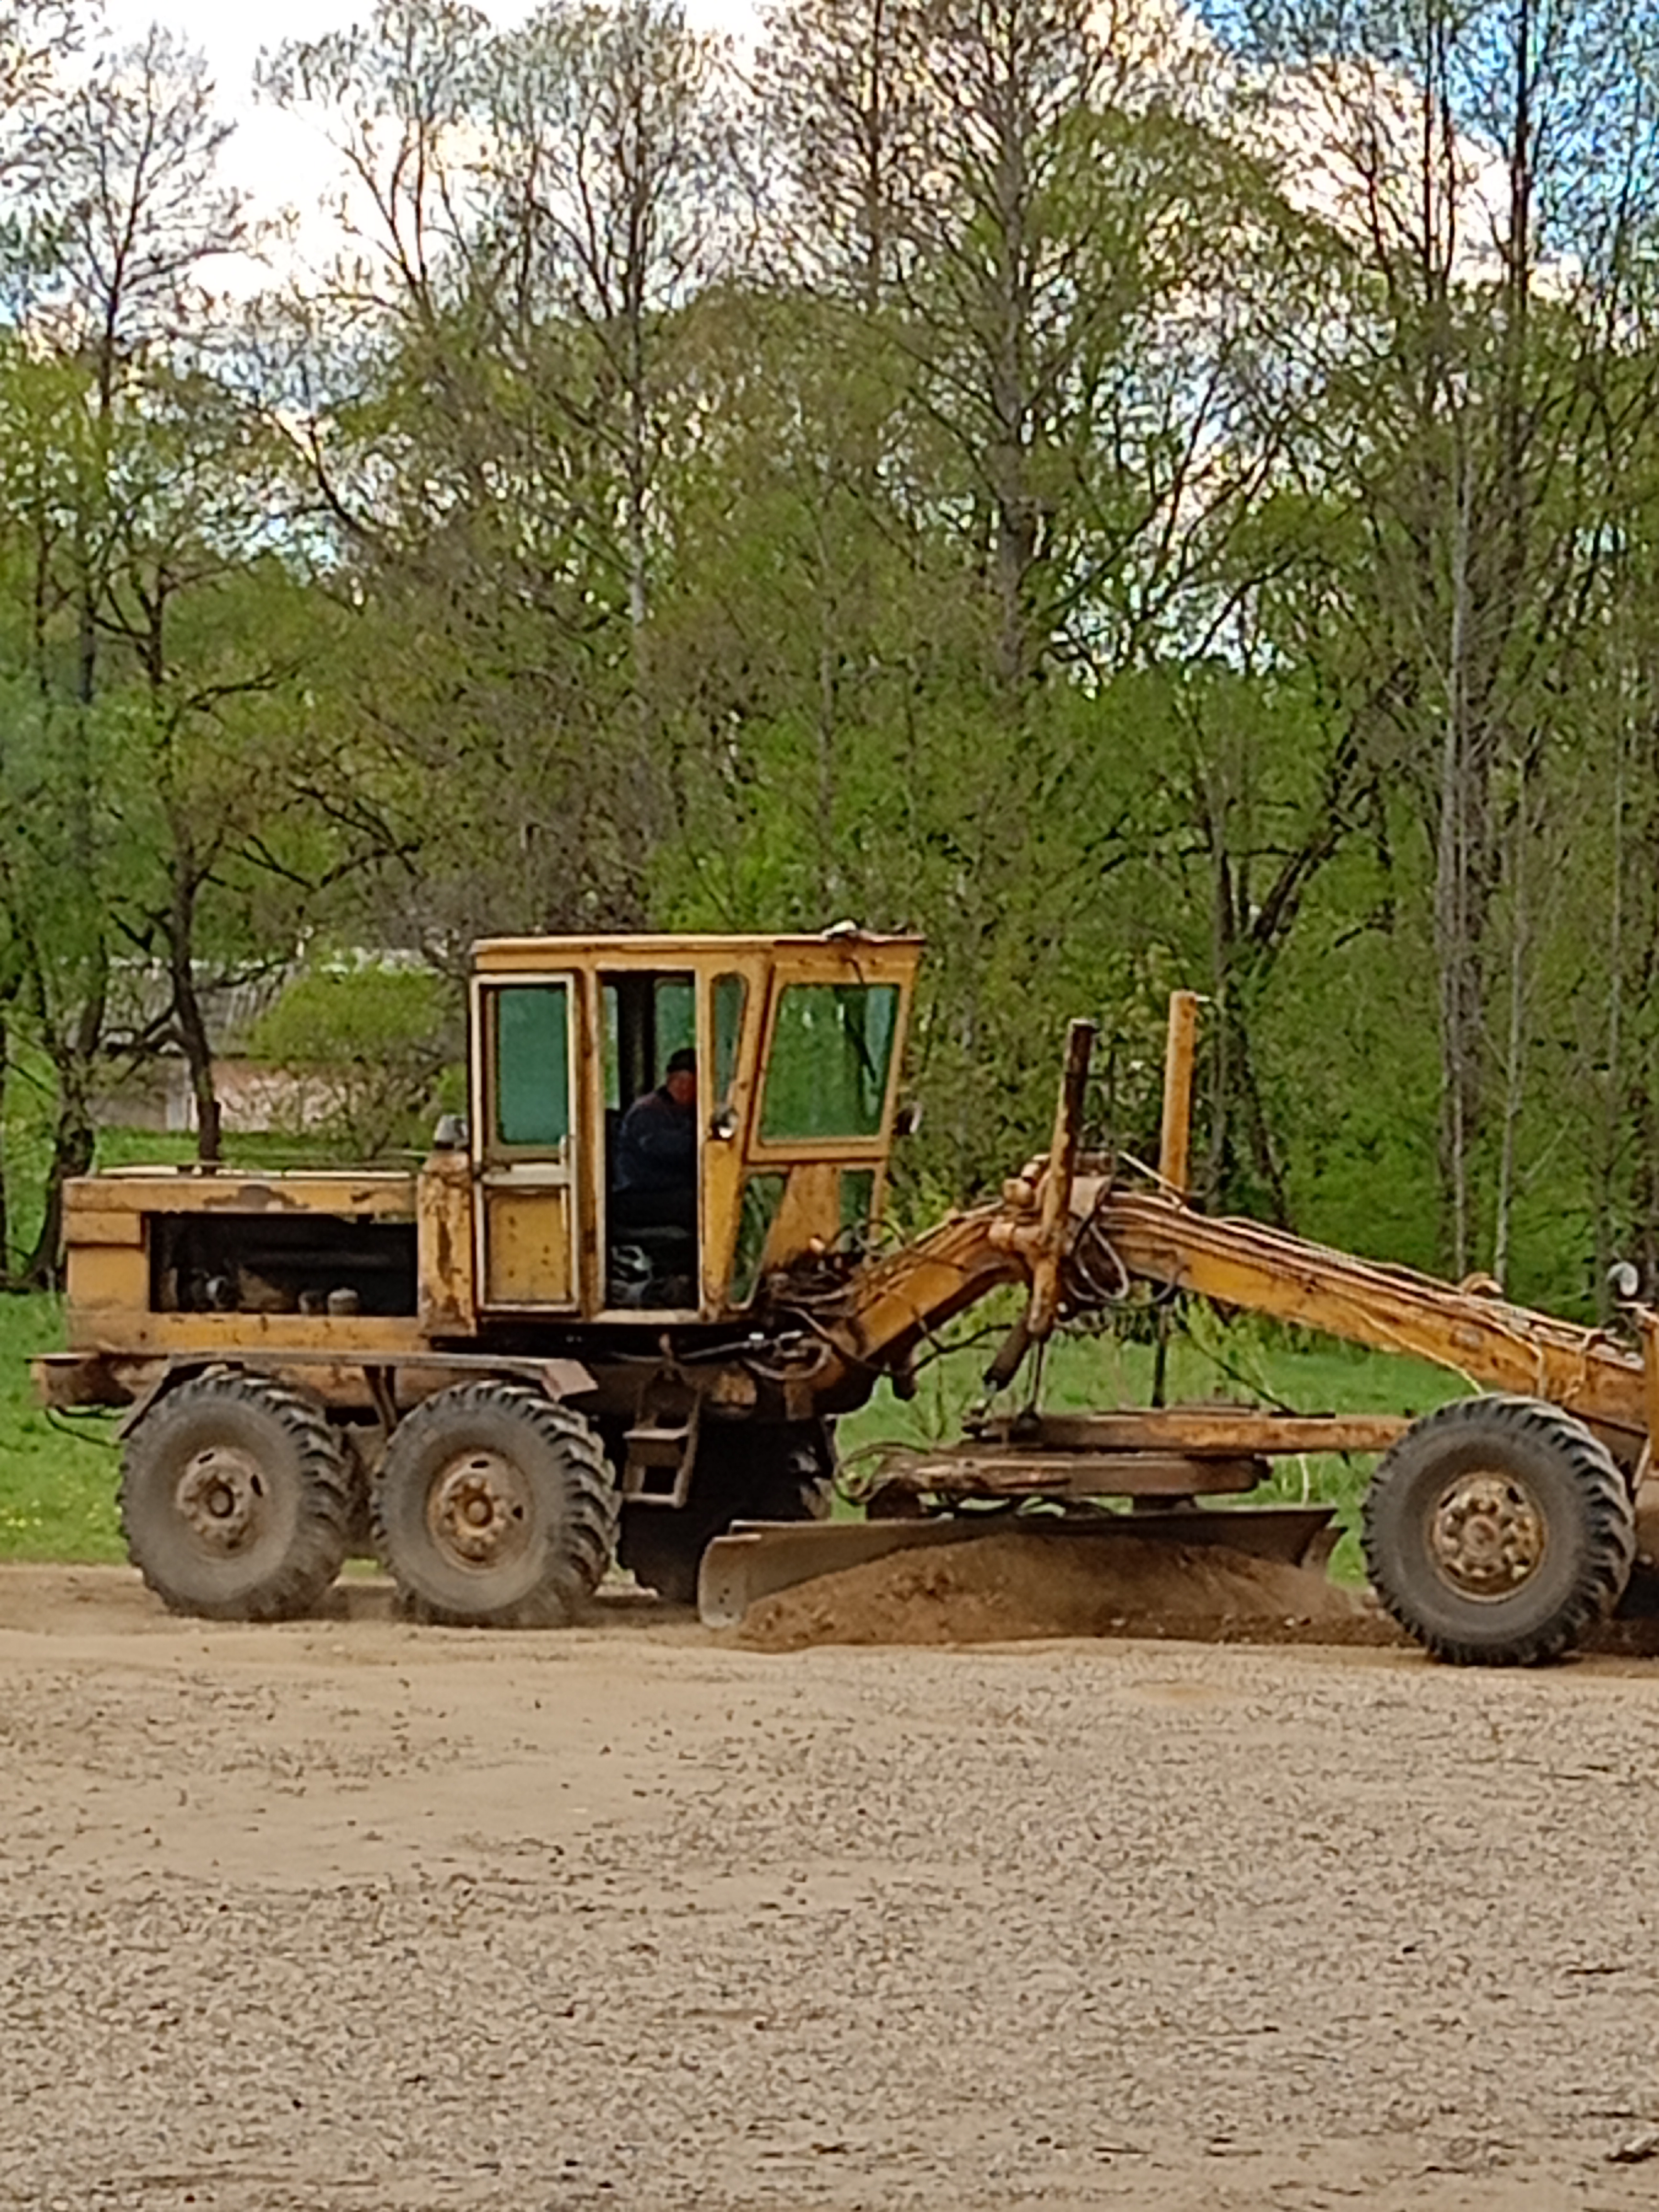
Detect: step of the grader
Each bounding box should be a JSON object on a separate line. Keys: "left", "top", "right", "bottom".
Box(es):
{"left": 697, "top": 1506, "right": 1338, "bottom": 1630}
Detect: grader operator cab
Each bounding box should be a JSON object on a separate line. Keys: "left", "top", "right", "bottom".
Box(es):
{"left": 40, "top": 931, "right": 921, "bottom": 1623}
{"left": 461, "top": 931, "right": 916, "bottom": 1322}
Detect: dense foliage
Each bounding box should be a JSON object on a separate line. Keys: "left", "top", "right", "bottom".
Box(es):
{"left": 1, "top": 0, "right": 1658, "bottom": 1315}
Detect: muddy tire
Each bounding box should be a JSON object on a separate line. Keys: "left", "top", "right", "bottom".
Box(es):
{"left": 1362, "top": 1395, "right": 1636, "bottom": 1665}
{"left": 374, "top": 1382, "right": 618, "bottom": 1628}
{"left": 620, "top": 1420, "right": 835, "bottom": 1606}
{"left": 120, "top": 1371, "right": 351, "bottom": 1622}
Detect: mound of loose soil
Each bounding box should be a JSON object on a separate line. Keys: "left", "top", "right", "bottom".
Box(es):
{"left": 734, "top": 1529, "right": 1381, "bottom": 1652}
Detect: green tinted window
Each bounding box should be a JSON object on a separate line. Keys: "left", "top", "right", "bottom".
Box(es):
{"left": 655, "top": 977, "right": 695, "bottom": 1061}
{"left": 761, "top": 984, "right": 900, "bottom": 1141}
{"left": 732, "top": 1173, "right": 787, "bottom": 1304}
{"left": 713, "top": 973, "right": 746, "bottom": 1103}
{"left": 841, "top": 1167, "right": 877, "bottom": 1239}
{"left": 493, "top": 985, "right": 570, "bottom": 1148}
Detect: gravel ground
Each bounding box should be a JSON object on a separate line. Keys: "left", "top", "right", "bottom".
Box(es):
{"left": 5, "top": 1564, "right": 1659, "bottom": 2211}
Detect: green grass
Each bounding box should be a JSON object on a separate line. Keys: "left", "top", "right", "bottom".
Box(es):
{"left": 0, "top": 1295, "right": 124, "bottom": 1561}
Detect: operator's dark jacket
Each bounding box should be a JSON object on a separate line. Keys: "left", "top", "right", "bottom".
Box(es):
{"left": 615, "top": 1086, "right": 695, "bottom": 1195}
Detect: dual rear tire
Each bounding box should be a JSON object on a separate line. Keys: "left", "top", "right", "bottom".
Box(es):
{"left": 121, "top": 1368, "right": 802, "bottom": 1629}
{"left": 122, "top": 1371, "right": 620, "bottom": 1629}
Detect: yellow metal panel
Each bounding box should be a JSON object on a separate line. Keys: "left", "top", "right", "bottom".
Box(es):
{"left": 698, "top": 951, "right": 774, "bottom": 1315}
{"left": 474, "top": 931, "right": 924, "bottom": 973}
{"left": 575, "top": 969, "right": 605, "bottom": 1318}
{"left": 65, "top": 1312, "right": 433, "bottom": 1356}
{"left": 38, "top": 1350, "right": 596, "bottom": 1413}
{"left": 66, "top": 1244, "right": 149, "bottom": 1316}
{"left": 417, "top": 1153, "right": 477, "bottom": 1335}
{"left": 64, "top": 1171, "right": 417, "bottom": 1219}
{"left": 60, "top": 1209, "right": 144, "bottom": 1248}
{"left": 482, "top": 1188, "right": 574, "bottom": 1308}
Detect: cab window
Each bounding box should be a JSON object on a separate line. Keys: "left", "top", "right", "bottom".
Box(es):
{"left": 760, "top": 983, "right": 900, "bottom": 1142}
{"left": 602, "top": 973, "right": 696, "bottom": 1108}
{"left": 490, "top": 984, "right": 571, "bottom": 1150}
{"left": 713, "top": 973, "right": 747, "bottom": 1106}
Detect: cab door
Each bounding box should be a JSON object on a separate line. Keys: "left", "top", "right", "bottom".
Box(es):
{"left": 731, "top": 944, "right": 919, "bottom": 1298}
{"left": 473, "top": 976, "right": 580, "bottom": 1311}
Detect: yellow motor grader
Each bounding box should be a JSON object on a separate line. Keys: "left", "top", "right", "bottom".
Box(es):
{"left": 35, "top": 931, "right": 1656, "bottom": 1664}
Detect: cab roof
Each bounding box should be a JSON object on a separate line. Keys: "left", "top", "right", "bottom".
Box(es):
{"left": 472, "top": 928, "right": 924, "bottom": 970}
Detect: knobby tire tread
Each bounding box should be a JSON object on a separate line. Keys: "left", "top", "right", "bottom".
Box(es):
{"left": 1362, "top": 1394, "right": 1636, "bottom": 1667}
{"left": 120, "top": 1370, "right": 350, "bottom": 1624}
{"left": 372, "top": 1381, "right": 617, "bottom": 1630}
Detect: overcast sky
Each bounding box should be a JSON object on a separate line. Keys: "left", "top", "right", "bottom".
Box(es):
{"left": 85, "top": 0, "right": 1509, "bottom": 293}
{"left": 101, "top": 0, "right": 756, "bottom": 86}
{"left": 95, "top": 0, "right": 762, "bottom": 241}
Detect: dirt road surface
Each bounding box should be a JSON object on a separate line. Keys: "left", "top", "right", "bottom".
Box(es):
{"left": 5, "top": 1565, "right": 1659, "bottom": 2212}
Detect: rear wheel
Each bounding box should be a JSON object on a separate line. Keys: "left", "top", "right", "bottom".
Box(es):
{"left": 121, "top": 1371, "right": 350, "bottom": 1622}
{"left": 1362, "top": 1395, "right": 1636, "bottom": 1665}
{"left": 619, "top": 1420, "right": 835, "bottom": 1606}
{"left": 374, "top": 1382, "right": 618, "bottom": 1628}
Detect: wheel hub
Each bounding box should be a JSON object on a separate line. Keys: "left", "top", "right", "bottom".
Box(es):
{"left": 1430, "top": 1471, "right": 1547, "bottom": 1598}
{"left": 175, "top": 1447, "right": 265, "bottom": 1554}
{"left": 428, "top": 1451, "right": 532, "bottom": 1571}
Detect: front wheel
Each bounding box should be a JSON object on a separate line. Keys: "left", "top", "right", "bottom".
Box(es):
{"left": 1362, "top": 1395, "right": 1636, "bottom": 1665}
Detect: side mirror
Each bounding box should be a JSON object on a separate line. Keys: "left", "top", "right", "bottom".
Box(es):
{"left": 894, "top": 1101, "right": 923, "bottom": 1139}
{"left": 708, "top": 1105, "right": 740, "bottom": 1143}
{"left": 1609, "top": 1260, "right": 1643, "bottom": 1305}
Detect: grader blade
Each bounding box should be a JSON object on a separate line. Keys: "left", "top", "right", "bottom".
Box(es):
{"left": 699, "top": 1519, "right": 989, "bottom": 1628}
{"left": 697, "top": 1506, "right": 1338, "bottom": 1630}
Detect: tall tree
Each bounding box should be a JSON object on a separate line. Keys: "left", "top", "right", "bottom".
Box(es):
{"left": 9, "top": 28, "right": 249, "bottom": 1259}
{"left": 261, "top": 0, "right": 746, "bottom": 946}
{"left": 1231, "top": 0, "right": 1659, "bottom": 1272}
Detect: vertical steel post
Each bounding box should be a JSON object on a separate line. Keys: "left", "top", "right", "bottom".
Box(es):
{"left": 1026, "top": 1018, "right": 1097, "bottom": 1342}
{"left": 1159, "top": 991, "right": 1201, "bottom": 1201}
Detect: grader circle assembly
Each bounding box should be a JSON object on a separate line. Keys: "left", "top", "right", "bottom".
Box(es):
{"left": 35, "top": 938, "right": 1659, "bottom": 1662}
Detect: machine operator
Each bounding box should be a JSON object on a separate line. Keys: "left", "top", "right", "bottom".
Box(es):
{"left": 612, "top": 1047, "right": 697, "bottom": 1234}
